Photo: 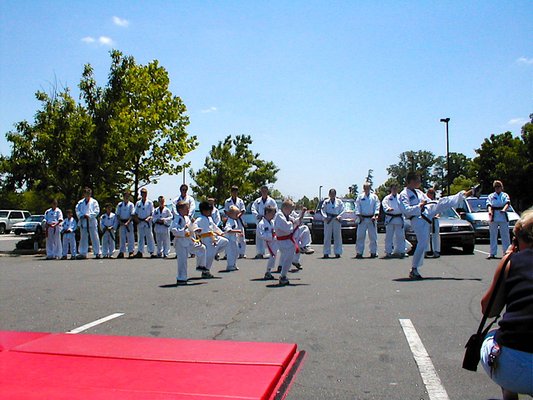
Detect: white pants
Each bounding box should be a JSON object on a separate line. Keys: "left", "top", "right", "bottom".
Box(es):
{"left": 265, "top": 240, "right": 278, "bottom": 273}
{"left": 489, "top": 220, "right": 510, "bottom": 256}
{"left": 137, "top": 223, "right": 155, "bottom": 254}
{"left": 62, "top": 232, "right": 77, "bottom": 257}
{"left": 176, "top": 241, "right": 206, "bottom": 281}
{"left": 356, "top": 218, "right": 378, "bottom": 255}
{"left": 203, "top": 236, "right": 229, "bottom": 270}
{"left": 384, "top": 221, "right": 405, "bottom": 255}
{"left": 226, "top": 236, "right": 239, "bottom": 268}
{"left": 296, "top": 225, "right": 311, "bottom": 248}
{"left": 101, "top": 231, "right": 116, "bottom": 257}
{"left": 119, "top": 224, "right": 135, "bottom": 254}
{"left": 411, "top": 218, "right": 430, "bottom": 270}
{"left": 237, "top": 233, "right": 246, "bottom": 256}
{"left": 46, "top": 226, "right": 62, "bottom": 258}
{"left": 79, "top": 220, "right": 100, "bottom": 256}
{"left": 323, "top": 219, "right": 342, "bottom": 256}
{"left": 278, "top": 239, "right": 296, "bottom": 278}
{"left": 256, "top": 228, "right": 266, "bottom": 256}
{"left": 155, "top": 229, "right": 171, "bottom": 257}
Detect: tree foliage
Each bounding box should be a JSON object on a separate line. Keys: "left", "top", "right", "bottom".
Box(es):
{"left": 190, "top": 135, "right": 279, "bottom": 205}
{"left": 386, "top": 150, "right": 436, "bottom": 189}
{"left": 432, "top": 152, "right": 474, "bottom": 191}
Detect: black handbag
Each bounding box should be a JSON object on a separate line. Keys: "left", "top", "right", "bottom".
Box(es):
{"left": 462, "top": 256, "right": 510, "bottom": 371}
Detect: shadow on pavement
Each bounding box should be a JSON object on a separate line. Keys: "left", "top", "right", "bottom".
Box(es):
{"left": 393, "top": 277, "right": 482, "bottom": 282}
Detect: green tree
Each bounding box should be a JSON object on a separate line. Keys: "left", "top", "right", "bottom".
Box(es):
{"left": 450, "top": 175, "right": 477, "bottom": 195}
{"left": 365, "top": 169, "right": 374, "bottom": 187}
{"left": 387, "top": 150, "right": 436, "bottom": 189}
{"left": 190, "top": 135, "right": 279, "bottom": 205}
{"left": 375, "top": 178, "right": 400, "bottom": 200}
{"left": 432, "top": 152, "right": 474, "bottom": 192}
{"left": 345, "top": 184, "right": 358, "bottom": 199}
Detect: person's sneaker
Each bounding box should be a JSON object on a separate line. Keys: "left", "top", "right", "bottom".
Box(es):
{"left": 433, "top": 252, "right": 440, "bottom": 258}
{"left": 176, "top": 279, "right": 188, "bottom": 286}
{"left": 301, "top": 246, "right": 315, "bottom": 255}
{"left": 487, "top": 255, "right": 496, "bottom": 260}
{"left": 384, "top": 253, "right": 392, "bottom": 259}
{"left": 150, "top": 254, "right": 158, "bottom": 259}
{"left": 323, "top": 254, "right": 330, "bottom": 259}
{"left": 117, "top": 252, "right": 124, "bottom": 259}
{"left": 355, "top": 254, "right": 363, "bottom": 259}
{"left": 95, "top": 254, "right": 102, "bottom": 259}
{"left": 201, "top": 271, "right": 215, "bottom": 279}
{"left": 70, "top": 256, "right": 77, "bottom": 260}
{"left": 409, "top": 269, "right": 423, "bottom": 280}
{"left": 370, "top": 253, "right": 378, "bottom": 258}
{"left": 238, "top": 254, "right": 247, "bottom": 259}
{"left": 279, "top": 276, "right": 290, "bottom": 286}
{"left": 134, "top": 252, "right": 143, "bottom": 258}
{"left": 196, "top": 266, "right": 208, "bottom": 271}
{"left": 335, "top": 254, "right": 341, "bottom": 258}
{"left": 226, "top": 266, "right": 239, "bottom": 271}
{"left": 425, "top": 252, "right": 433, "bottom": 259}
{"left": 292, "top": 262, "right": 303, "bottom": 270}
{"left": 61, "top": 256, "right": 67, "bottom": 260}
{"left": 128, "top": 252, "right": 135, "bottom": 259}
{"left": 399, "top": 253, "right": 408, "bottom": 259}
{"left": 76, "top": 254, "right": 87, "bottom": 260}
{"left": 254, "top": 254, "right": 264, "bottom": 259}
{"left": 277, "top": 266, "right": 282, "bottom": 273}
{"left": 264, "top": 272, "right": 275, "bottom": 280}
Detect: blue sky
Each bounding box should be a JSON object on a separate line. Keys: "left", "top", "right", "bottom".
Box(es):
{"left": 1, "top": 1, "right": 531, "bottom": 202}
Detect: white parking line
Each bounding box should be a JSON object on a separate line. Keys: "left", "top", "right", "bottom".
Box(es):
{"left": 66, "top": 313, "right": 124, "bottom": 334}
{"left": 399, "top": 319, "right": 450, "bottom": 400}
{"left": 474, "top": 249, "right": 490, "bottom": 256}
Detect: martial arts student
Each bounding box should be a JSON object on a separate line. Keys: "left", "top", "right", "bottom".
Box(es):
{"left": 196, "top": 201, "right": 229, "bottom": 279}
{"left": 153, "top": 196, "right": 173, "bottom": 258}
{"left": 321, "top": 188, "right": 345, "bottom": 258}
{"left": 116, "top": 191, "right": 135, "bottom": 259}
{"left": 134, "top": 188, "right": 156, "bottom": 258}
{"left": 100, "top": 203, "right": 118, "bottom": 259}
{"left": 44, "top": 199, "right": 63, "bottom": 260}
{"left": 61, "top": 209, "right": 77, "bottom": 260}
{"left": 355, "top": 182, "right": 380, "bottom": 258}
{"left": 257, "top": 205, "right": 278, "bottom": 280}
{"left": 75, "top": 187, "right": 101, "bottom": 259}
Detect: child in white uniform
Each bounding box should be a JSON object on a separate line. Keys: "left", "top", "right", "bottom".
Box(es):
{"left": 100, "top": 203, "right": 118, "bottom": 258}
{"left": 61, "top": 209, "right": 77, "bottom": 260}
{"left": 224, "top": 206, "right": 244, "bottom": 271}
{"left": 257, "top": 205, "right": 278, "bottom": 280}
{"left": 196, "top": 201, "right": 229, "bottom": 279}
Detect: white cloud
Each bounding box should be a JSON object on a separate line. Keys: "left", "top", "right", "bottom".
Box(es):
{"left": 81, "top": 36, "right": 96, "bottom": 43}
{"left": 516, "top": 56, "right": 533, "bottom": 65}
{"left": 201, "top": 107, "right": 218, "bottom": 114}
{"left": 508, "top": 117, "right": 528, "bottom": 126}
{"left": 112, "top": 16, "right": 129, "bottom": 27}
{"left": 98, "top": 36, "right": 114, "bottom": 46}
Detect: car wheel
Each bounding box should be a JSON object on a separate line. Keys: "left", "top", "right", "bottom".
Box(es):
{"left": 462, "top": 243, "right": 475, "bottom": 254}
{"left": 14, "top": 230, "right": 21, "bottom": 235}
{"left": 0, "top": 224, "right": 5, "bottom": 234}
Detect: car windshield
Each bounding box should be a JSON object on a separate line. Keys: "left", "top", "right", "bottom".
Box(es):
{"left": 343, "top": 200, "right": 356, "bottom": 212}
{"left": 440, "top": 208, "right": 459, "bottom": 219}
{"left": 467, "top": 198, "right": 515, "bottom": 213}
{"left": 0, "top": 211, "right": 8, "bottom": 218}
{"left": 28, "top": 215, "right": 44, "bottom": 222}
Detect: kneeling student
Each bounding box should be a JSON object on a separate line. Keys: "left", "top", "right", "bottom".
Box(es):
{"left": 195, "top": 201, "right": 228, "bottom": 279}
{"left": 257, "top": 205, "right": 278, "bottom": 280}
{"left": 171, "top": 201, "right": 207, "bottom": 285}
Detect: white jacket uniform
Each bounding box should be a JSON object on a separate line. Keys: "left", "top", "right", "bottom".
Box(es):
{"left": 355, "top": 193, "right": 380, "bottom": 256}
{"left": 486, "top": 191, "right": 511, "bottom": 257}
{"left": 399, "top": 188, "right": 429, "bottom": 271}
{"left": 251, "top": 196, "right": 278, "bottom": 255}
{"left": 211, "top": 207, "right": 221, "bottom": 227}
{"left": 196, "top": 215, "right": 228, "bottom": 270}
{"left": 321, "top": 198, "right": 345, "bottom": 256}
{"left": 116, "top": 201, "right": 135, "bottom": 254}
{"left": 135, "top": 199, "right": 155, "bottom": 254}
{"left": 381, "top": 193, "right": 406, "bottom": 256}
{"left": 224, "top": 217, "right": 244, "bottom": 269}
{"left": 153, "top": 206, "right": 173, "bottom": 257}
{"left": 45, "top": 207, "right": 63, "bottom": 258}
{"left": 257, "top": 217, "right": 278, "bottom": 273}
{"left": 274, "top": 211, "right": 300, "bottom": 278}
{"left": 171, "top": 214, "right": 206, "bottom": 281}
{"left": 173, "top": 195, "right": 196, "bottom": 218}
{"left": 224, "top": 197, "right": 246, "bottom": 256}
{"left": 76, "top": 197, "right": 101, "bottom": 257}
{"left": 61, "top": 217, "right": 77, "bottom": 258}
{"left": 100, "top": 212, "right": 118, "bottom": 257}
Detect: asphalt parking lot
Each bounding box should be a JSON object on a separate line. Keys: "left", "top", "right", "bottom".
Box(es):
{"left": 0, "top": 234, "right": 509, "bottom": 399}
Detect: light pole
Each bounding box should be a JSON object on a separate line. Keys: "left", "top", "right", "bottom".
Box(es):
{"left": 440, "top": 118, "right": 450, "bottom": 195}
{"left": 319, "top": 185, "right": 323, "bottom": 201}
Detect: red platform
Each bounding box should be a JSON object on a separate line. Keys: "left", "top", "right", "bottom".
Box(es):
{"left": 0, "top": 331, "right": 304, "bottom": 400}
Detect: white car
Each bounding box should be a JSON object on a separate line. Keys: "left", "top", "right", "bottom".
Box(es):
{"left": 12, "top": 215, "right": 46, "bottom": 235}
{"left": 0, "top": 210, "right": 31, "bottom": 234}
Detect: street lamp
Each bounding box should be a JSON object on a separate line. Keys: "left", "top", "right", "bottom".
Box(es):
{"left": 440, "top": 118, "right": 451, "bottom": 195}
{"left": 319, "top": 185, "right": 323, "bottom": 201}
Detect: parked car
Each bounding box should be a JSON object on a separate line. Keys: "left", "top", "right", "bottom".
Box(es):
{"left": 311, "top": 198, "right": 357, "bottom": 244}
{"left": 12, "top": 215, "right": 46, "bottom": 235}
{"left": 0, "top": 210, "right": 31, "bottom": 234}
{"left": 455, "top": 195, "right": 520, "bottom": 240}
{"left": 405, "top": 207, "right": 475, "bottom": 254}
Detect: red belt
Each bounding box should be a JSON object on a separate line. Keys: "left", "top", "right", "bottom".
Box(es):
{"left": 276, "top": 231, "right": 299, "bottom": 253}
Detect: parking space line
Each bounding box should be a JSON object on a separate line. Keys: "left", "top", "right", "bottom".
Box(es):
{"left": 399, "top": 319, "right": 450, "bottom": 400}
{"left": 66, "top": 313, "right": 124, "bottom": 334}
{"left": 474, "top": 249, "right": 490, "bottom": 256}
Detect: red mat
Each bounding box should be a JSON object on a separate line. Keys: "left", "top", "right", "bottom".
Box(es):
{"left": 0, "top": 331, "right": 303, "bottom": 400}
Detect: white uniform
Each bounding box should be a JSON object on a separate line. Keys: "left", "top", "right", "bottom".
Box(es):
{"left": 61, "top": 217, "right": 77, "bottom": 258}
{"left": 257, "top": 217, "right": 278, "bottom": 273}
{"left": 251, "top": 196, "right": 278, "bottom": 255}
{"left": 487, "top": 191, "right": 511, "bottom": 257}
{"left": 381, "top": 193, "right": 406, "bottom": 256}
{"left": 321, "top": 197, "right": 345, "bottom": 256}
{"left": 224, "top": 217, "right": 244, "bottom": 270}
{"left": 135, "top": 199, "right": 155, "bottom": 255}
{"left": 211, "top": 207, "right": 221, "bottom": 227}
{"left": 116, "top": 201, "right": 135, "bottom": 254}
{"left": 153, "top": 206, "right": 173, "bottom": 257}
{"left": 224, "top": 197, "right": 246, "bottom": 256}
{"left": 274, "top": 211, "right": 300, "bottom": 278}
{"left": 399, "top": 188, "right": 430, "bottom": 272}
{"left": 75, "top": 197, "right": 101, "bottom": 257}
{"left": 44, "top": 207, "right": 63, "bottom": 258}
{"left": 173, "top": 195, "right": 196, "bottom": 218}
{"left": 196, "top": 215, "right": 228, "bottom": 270}
{"left": 171, "top": 214, "right": 206, "bottom": 281}
{"left": 100, "top": 212, "right": 118, "bottom": 257}
{"left": 355, "top": 192, "right": 380, "bottom": 256}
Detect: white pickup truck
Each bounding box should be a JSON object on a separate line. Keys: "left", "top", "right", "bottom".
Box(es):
{"left": 0, "top": 210, "right": 31, "bottom": 234}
